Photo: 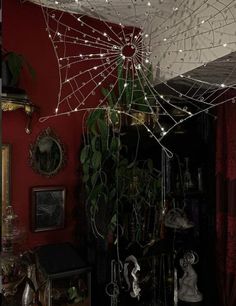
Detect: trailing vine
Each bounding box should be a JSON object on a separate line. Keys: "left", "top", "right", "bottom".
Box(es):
{"left": 80, "top": 63, "right": 162, "bottom": 240}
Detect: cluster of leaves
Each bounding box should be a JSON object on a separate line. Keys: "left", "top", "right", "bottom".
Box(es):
{"left": 79, "top": 62, "right": 161, "bottom": 239}
{"left": 80, "top": 107, "right": 161, "bottom": 238}
{"left": 80, "top": 108, "right": 121, "bottom": 236}
{"left": 3, "top": 51, "right": 35, "bottom": 87}
{"left": 101, "top": 61, "right": 155, "bottom": 113}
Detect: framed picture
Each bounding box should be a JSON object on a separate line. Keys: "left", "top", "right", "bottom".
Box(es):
{"left": 32, "top": 186, "right": 65, "bottom": 232}
{"left": 2, "top": 144, "right": 11, "bottom": 213}
{"left": 29, "top": 128, "right": 66, "bottom": 177}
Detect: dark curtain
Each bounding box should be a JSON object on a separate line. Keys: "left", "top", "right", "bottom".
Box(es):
{"left": 216, "top": 91, "right": 236, "bottom": 306}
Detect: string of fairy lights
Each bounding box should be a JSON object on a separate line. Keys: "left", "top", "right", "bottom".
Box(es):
{"left": 28, "top": 0, "right": 236, "bottom": 155}
{"left": 23, "top": 2, "right": 236, "bottom": 299}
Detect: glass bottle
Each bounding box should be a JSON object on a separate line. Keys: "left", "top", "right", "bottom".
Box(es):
{"left": 2, "top": 206, "right": 20, "bottom": 253}
{"left": 183, "top": 158, "right": 194, "bottom": 190}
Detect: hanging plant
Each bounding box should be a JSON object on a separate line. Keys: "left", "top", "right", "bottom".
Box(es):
{"left": 2, "top": 50, "right": 36, "bottom": 88}
{"left": 79, "top": 62, "right": 162, "bottom": 240}
{"left": 101, "top": 61, "right": 158, "bottom": 129}
{"left": 80, "top": 106, "right": 161, "bottom": 240}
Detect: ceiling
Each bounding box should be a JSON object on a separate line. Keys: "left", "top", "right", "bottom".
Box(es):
{"left": 28, "top": 0, "right": 236, "bottom": 83}
{"left": 168, "top": 51, "right": 236, "bottom": 89}
{"left": 25, "top": 0, "right": 236, "bottom": 126}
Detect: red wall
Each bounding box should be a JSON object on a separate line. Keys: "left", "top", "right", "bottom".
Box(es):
{"left": 2, "top": 0, "right": 91, "bottom": 249}
{"left": 2, "top": 0, "right": 136, "bottom": 250}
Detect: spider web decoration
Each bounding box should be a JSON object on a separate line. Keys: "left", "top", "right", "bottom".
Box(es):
{"left": 31, "top": 0, "right": 236, "bottom": 155}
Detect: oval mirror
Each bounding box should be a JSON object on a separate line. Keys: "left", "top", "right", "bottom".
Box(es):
{"left": 30, "top": 128, "right": 66, "bottom": 177}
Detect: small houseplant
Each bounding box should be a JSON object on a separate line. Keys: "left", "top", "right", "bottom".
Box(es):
{"left": 2, "top": 50, "right": 35, "bottom": 89}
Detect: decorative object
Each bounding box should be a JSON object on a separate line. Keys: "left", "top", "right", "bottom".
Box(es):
{"left": 22, "top": 264, "right": 38, "bottom": 306}
{"left": 2, "top": 144, "right": 11, "bottom": 213}
{"left": 31, "top": 186, "right": 65, "bottom": 232}
{"left": 1, "top": 253, "right": 25, "bottom": 296}
{"left": 29, "top": 128, "right": 66, "bottom": 177}
{"left": 1, "top": 98, "right": 37, "bottom": 134}
{"left": 178, "top": 251, "right": 203, "bottom": 303}
{"left": 1, "top": 206, "right": 27, "bottom": 297}
{"left": 124, "top": 255, "right": 141, "bottom": 299}
{"left": 164, "top": 208, "right": 194, "bottom": 230}
{"left": 2, "top": 206, "right": 21, "bottom": 253}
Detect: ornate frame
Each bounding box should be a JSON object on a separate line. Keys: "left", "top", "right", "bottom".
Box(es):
{"left": 31, "top": 186, "right": 66, "bottom": 232}
{"left": 29, "top": 128, "right": 66, "bottom": 177}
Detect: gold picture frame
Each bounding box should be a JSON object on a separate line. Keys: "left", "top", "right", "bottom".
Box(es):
{"left": 2, "top": 144, "right": 11, "bottom": 212}
{"left": 29, "top": 128, "right": 66, "bottom": 177}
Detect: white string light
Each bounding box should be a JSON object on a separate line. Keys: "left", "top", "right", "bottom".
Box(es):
{"left": 28, "top": 0, "right": 236, "bottom": 152}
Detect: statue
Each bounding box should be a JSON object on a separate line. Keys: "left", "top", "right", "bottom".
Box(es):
{"left": 178, "top": 251, "right": 203, "bottom": 303}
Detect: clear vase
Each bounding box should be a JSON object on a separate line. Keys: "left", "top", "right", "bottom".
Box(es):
{"left": 183, "top": 157, "right": 194, "bottom": 190}
{"left": 22, "top": 264, "right": 38, "bottom": 306}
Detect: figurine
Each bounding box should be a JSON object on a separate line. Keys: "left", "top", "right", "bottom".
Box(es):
{"left": 178, "top": 252, "right": 203, "bottom": 303}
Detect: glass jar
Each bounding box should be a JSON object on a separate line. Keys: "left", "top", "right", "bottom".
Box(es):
{"left": 2, "top": 206, "right": 20, "bottom": 253}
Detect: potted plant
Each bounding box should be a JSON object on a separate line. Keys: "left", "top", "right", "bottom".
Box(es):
{"left": 2, "top": 50, "right": 36, "bottom": 90}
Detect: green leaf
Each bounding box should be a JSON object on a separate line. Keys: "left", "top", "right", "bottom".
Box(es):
{"left": 109, "top": 188, "right": 117, "bottom": 199}
{"left": 90, "top": 123, "right": 99, "bottom": 136}
{"left": 100, "top": 192, "right": 108, "bottom": 204}
{"left": 82, "top": 163, "right": 89, "bottom": 175}
{"left": 146, "top": 63, "right": 153, "bottom": 84}
{"left": 89, "top": 185, "right": 103, "bottom": 201}
{"left": 125, "top": 72, "right": 132, "bottom": 106}
{"left": 91, "top": 136, "right": 98, "bottom": 152}
{"left": 87, "top": 109, "right": 103, "bottom": 129}
{"left": 118, "top": 158, "right": 129, "bottom": 166}
{"left": 92, "top": 151, "right": 102, "bottom": 169}
{"left": 110, "top": 110, "right": 119, "bottom": 126}
{"left": 110, "top": 137, "right": 118, "bottom": 153}
{"left": 91, "top": 172, "right": 99, "bottom": 185}
{"left": 147, "top": 159, "right": 153, "bottom": 172}
{"left": 82, "top": 174, "right": 90, "bottom": 183}
{"left": 97, "top": 118, "right": 108, "bottom": 135}
{"left": 7, "top": 53, "right": 23, "bottom": 86}
{"left": 127, "top": 161, "right": 136, "bottom": 169}
{"left": 117, "top": 61, "right": 124, "bottom": 99}
{"left": 80, "top": 145, "right": 90, "bottom": 164}
{"left": 101, "top": 87, "right": 114, "bottom": 107}
{"left": 6, "top": 52, "right": 35, "bottom": 86}
{"left": 97, "top": 118, "right": 108, "bottom": 152}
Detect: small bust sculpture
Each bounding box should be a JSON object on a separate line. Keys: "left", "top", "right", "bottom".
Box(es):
{"left": 178, "top": 252, "right": 203, "bottom": 303}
